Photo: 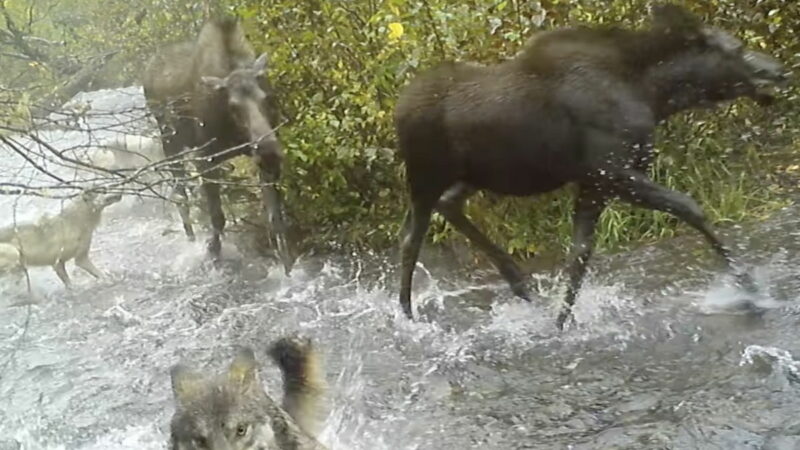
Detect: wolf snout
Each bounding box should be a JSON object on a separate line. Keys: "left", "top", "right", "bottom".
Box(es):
{"left": 102, "top": 193, "right": 123, "bottom": 206}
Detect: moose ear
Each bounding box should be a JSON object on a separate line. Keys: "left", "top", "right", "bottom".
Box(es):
{"left": 227, "top": 347, "right": 259, "bottom": 392}
{"left": 701, "top": 27, "right": 743, "bottom": 54}
{"left": 171, "top": 364, "right": 204, "bottom": 406}
{"left": 252, "top": 53, "right": 268, "bottom": 76}
{"left": 201, "top": 76, "right": 227, "bottom": 90}
{"left": 651, "top": 3, "right": 702, "bottom": 33}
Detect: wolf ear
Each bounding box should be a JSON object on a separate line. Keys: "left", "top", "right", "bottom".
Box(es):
{"left": 201, "top": 76, "right": 227, "bottom": 91}
{"left": 171, "top": 364, "right": 204, "bottom": 405}
{"left": 80, "top": 190, "right": 98, "bottom": 203}
{"left": 228, "top": 347, "right": 259, "bottom": 392}
{"left": 252, "top": 53, "right": 268, "bottom": 76}
{"left": 651, "top": 3, "right": 702, "bottom": 34}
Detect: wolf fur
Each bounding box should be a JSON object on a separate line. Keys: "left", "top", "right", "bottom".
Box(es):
{"left": 88, "top": 134, "right": 164, "bottom": 170}
{"left": 0, "top": 243, "right": 22, "bottom": 274}
{"left": 169, "top": 337, "right": 328, "bottom": 450}
{"left": 0, "top": 191, "right": 122, "bottom": 287}
{"left": 268, "top": 336, "right": 328, "bottom": 437}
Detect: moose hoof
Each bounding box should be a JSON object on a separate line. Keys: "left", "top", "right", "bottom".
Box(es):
{"left": 734, "top": 271, "right": 758, "bottom": 294}
{"left": 555, "top": 307, "right": 574, "bottom": 331}
{"left": 207, "top": 237, "right": 222, "bottom": 259}
{"left": 510, "top": 282, "right": 531, "bottom": 302}
{"left": 401, "top": 302, "right": 414, "bottom": 321}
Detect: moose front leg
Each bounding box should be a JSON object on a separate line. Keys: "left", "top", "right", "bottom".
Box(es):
{"left": 158, "top": 114, "right": 196, "bottom": 241}
{"left": 254, "top": 148, "right": 294, "bottom": 275}
{"left": 556, "top": 189, "right": 607, "bottom": 330}
{"left": 610, "top": 169, "right": 755, "bottom": 290}
{"left": 200, "top": 165, "right": 226, "bottom": 260}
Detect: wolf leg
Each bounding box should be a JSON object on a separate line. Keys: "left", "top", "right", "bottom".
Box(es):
{"left": 75, "top": 252, "right": 104, "bottom": 279}
{"left": 15, "top": 263, "right": 31, "bottom": 294}
{"left": 53, "top": 260, "right": 71, "bottom": 288}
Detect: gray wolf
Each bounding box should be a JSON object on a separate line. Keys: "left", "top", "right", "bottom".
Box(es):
{"left": 143, "top": 16, "right": 293, "bottom": 274}
{"left": 0, "top": 191, "right": 122, "bottom": 287}
{"left": 169, "top": 336, "right": 328, "bottom": 450}
{"left": 89, "top": 134, "right": 164, "bottom": 171}
{"left": 394, "top": 3, "right": 786, "bottom": 328}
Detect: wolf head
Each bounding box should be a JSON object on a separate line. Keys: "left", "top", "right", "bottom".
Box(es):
{"left": 77, "top": 190, "right": 122, "bottom": 211}
{"left": 169, "top": 344, "right": 327, "bottom": 450}
{"left": 169, "top": 348, "right": 278, "bottom": 450}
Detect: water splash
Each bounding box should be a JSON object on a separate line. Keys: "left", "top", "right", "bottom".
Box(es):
{"left": 740, "top": 345, "right": 800, "bottom": 386}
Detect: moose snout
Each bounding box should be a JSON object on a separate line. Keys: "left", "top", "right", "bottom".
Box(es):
{"left": 252, "top": 136, "right": 283, "bottom": 170}
{"left": 744, "top": 50, "right": 789, "bottom": 84}
{"left": 743, "top": 50, "right": 789, "bottom": 106}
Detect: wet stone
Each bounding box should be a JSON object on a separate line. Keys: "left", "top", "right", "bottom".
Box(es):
{"left": 616, "top": 392, "right": 661, "bottom": 414}
{"left": 544, "top": 401, "right": 574, "bottom": 420}
{"left": 675, "top": 424, "right": 765, "bottom": 449}
{"left": 764, "top": 435, "right": 800, "bottom": 450}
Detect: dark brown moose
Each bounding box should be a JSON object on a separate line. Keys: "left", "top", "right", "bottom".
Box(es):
{"left": 143, "top": 17, "right": 293, "bottom": 273}
{"left": 394, "top": 4, "right": 787, "bottom": 328}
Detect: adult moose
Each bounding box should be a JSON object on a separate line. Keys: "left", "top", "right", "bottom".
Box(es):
{"left": 395, "top": 4, "right": 787, "bottom": 329}
{"left": 143, "top": 16, "right": 293, "bottom": 273}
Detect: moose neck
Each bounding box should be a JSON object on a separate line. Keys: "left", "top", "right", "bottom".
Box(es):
{"left": 642, "top": 53, "right": 718, "bottom": 121}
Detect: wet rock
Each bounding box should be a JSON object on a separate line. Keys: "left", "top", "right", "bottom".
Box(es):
{"left": 616, "top": 393, "right": 660, "bottom": 414}
{"left": 0, "top": 440, "right": 20, "bottom": 450}
{"left": 571, "top": 426, "right": 637, "bottom": 449}
{"left": 674, "top": 424, "right": 765, "bottom": 449}
{"left": 543, "top": 400, "right": 573, "bottom": 420}
{"left": 764, "top": 436, "right": 800, "bottom": 450}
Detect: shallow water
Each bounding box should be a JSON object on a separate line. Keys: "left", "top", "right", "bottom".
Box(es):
{"left": 1, "top": 89, "right": 799, "bottom": 450}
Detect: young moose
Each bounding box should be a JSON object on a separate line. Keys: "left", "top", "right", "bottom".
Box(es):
{"left": 394, "top": 4, "right": 787, "bottom": 328}
{"left": 143, "top": 17, "right": 293, "bottom": 274}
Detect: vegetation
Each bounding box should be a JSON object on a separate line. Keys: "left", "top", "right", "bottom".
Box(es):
{"left": 1, "top": 0, "right": 798, "bottom": 259}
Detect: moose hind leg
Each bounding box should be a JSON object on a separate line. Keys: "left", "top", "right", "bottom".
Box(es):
{"left": 556, "top": 189, "right": 606, "bottom": 330}
{"left": 400, "top": 196, "right": 437, "bottom": 320}
{"left": 436, "top": 183, "right": 530, "bottom": 301}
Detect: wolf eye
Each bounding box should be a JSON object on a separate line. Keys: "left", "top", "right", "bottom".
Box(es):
{"left": 236, "top": 424, "right": 248, "bottom": 436}
{"left": 193, "top": 436, "right": 209, "bottom": 448}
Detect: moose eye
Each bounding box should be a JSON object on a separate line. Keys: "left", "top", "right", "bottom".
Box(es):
{"left": 236, "top": 424, "right": 248, "bottom": 437}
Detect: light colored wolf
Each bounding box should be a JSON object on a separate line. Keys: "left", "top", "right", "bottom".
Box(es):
{"left": 169, "top": 336, "right": 328, "bottom": 450}
{"left": 88, "top": 134, "right": 164, "bottom": 171}
{"left": 0, "top": 191, "right": 122, "bottom": 287}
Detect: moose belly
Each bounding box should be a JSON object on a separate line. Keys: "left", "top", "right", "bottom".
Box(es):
{"left": 465, "top": 165, "right": 568, "bottom": 196}
{"left": 452, "top": 108, "right": 579, "bottom": 196}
